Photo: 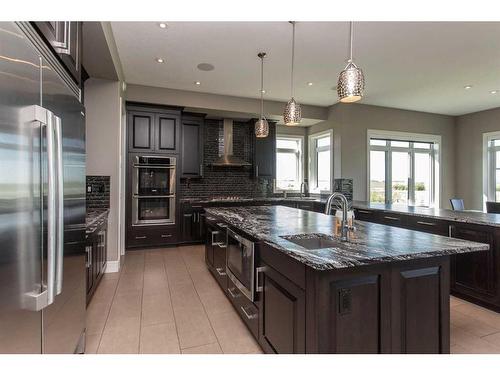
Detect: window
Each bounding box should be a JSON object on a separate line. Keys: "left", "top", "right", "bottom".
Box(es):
{"left": 484, "top": 132, "right": 500, "bottom": 204}
{"left": 309, "top": 130, "right": 333, "bottom": 193}
{"left": 276, "top": 135, "right": 303, "bottom": 191}
{"left": 367, "top": 131, "right": 440, "bottom": 207}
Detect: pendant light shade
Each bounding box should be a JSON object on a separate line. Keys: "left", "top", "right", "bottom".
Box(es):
{"left": 283, "top": 21, "right": 302, "bottom": 126}
{"left": 255, "top": 52, "right": 269, "bottom": 138}
{"left": 337, "top": 22, "right": 365, "bottom": 103}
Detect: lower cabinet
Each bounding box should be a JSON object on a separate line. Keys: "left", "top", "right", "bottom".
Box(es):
{"left": 354, "top": 207, "right": 500, "bottom": 312}
{"left": 86, "top": 221, "right": 108, "bottom": 304}
{"left": 258, "top": 263, "right": 306, "bottom": 354}
{"left": 126, "top": 225, "right": 177, "bottom": 248}
{"left": 181, "top": 203, "right": 205, "bottom": 243}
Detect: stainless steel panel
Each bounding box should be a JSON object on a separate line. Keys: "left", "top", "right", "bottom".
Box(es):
{"left": 41, "top": 55, "right": 85, "bottom": 354}
{"left": 0, "top": 22, "right": 43, "bottom": 353}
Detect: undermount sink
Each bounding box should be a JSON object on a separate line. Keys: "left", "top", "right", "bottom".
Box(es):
{"left": 280, "top": 234, "right": 339, "bottom": 250}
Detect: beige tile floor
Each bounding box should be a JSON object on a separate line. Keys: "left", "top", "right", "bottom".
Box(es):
{"left": 85, "top": 245, "right": 500, "bottom": 354}
{"left": 85, "top": 245, "right": 262, "bottom": 354}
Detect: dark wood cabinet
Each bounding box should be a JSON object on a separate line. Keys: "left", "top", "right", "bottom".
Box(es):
{"left": 180, "top": 203, "right": 205, "bottom": 243}
{"left": 181, "top": 115, "right": 204, "bottom": 178}
{"left": 258, "top": 262, "right": 306, "bottom": 354}
{"left": 33, "top": 21, "right": 82, "bottom": 85}
{"left": 254, "top": 121, "right": 276, "bottom": 179}
{"left": 86, "top": 219, "right": 108, "bottom": 305}
{"left": 127, "top": 105, "right": 181, "bottom": 154}
{"left": 450, "top": 224, "right": 498, "bottom": 300}
{"left": 126, "top": 225, "right": 177, "bottom": 249}
{"left": 354, "top": 206, "right": 500, "bottom": 312}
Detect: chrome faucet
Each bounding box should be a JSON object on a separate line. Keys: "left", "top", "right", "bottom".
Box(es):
{"left": 324, "top": 192, "right": 350, "bottom": 242}
{"left": 300, "top": 181, "right": 309, "bottom": 197}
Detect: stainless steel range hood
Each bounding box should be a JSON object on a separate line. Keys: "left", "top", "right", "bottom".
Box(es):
{"left": 211, "top": 119, "right": 251, "bottom": 167}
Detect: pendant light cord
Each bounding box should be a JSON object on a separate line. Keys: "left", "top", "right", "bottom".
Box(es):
{"left": 260, "top": 55, "right": 264, "bottom": 118}
{"left": 291, "top": 21, "right": 295, "bottom": 98}
{"left": 349, "top": 21, "right": 354, "bottom": 62}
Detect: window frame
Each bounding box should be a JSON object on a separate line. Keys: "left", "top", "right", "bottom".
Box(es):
{"left": 366, "top": 129, "right": 441, "bottom": 208}
{"left": 308, "top": 129, "right": 334, "bottom": 194}
{"left": 483, "top": 131, "right": 500, "bottom": 208}
{"left": 274, "top": 134, "right": 304, "bottom": 192}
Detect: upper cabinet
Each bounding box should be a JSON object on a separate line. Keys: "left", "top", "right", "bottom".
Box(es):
{"left": 127, "top": 104, "right": 181, "bottom": 154}
{"left": 254, "top": 121, "right": 276, "bottom": 179}
{"left": 33, "top": 22, "right": 82, "bottom": 85}
{"left": 181, "top": 114, "right": 205, "bottom": 178}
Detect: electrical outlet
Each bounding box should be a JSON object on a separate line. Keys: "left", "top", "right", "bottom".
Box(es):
{"left": 87, "top": 185, "right": 92, "bottom": 193}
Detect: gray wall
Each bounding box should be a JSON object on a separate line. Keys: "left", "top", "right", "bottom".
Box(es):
{"left": 309, "top": 103, "right": 456, "bottom": 208}
{"left": 455, "top": 107, "right": 500, "bottom": 209}
{"left": 85, "top": 78, "right": 122, "bottom": 264}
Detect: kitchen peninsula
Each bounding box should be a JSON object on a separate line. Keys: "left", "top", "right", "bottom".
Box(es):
{"left": 204, "top": 205, "right": 488, "bottom": 354}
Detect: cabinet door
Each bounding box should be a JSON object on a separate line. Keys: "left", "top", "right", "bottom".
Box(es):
{"left": 254, "top": 122, "right": 276, "bottom": 178}
{"left": 181, "top": 118, "right": 204, "bottom": 178}
{"left": 181, "top": 211, "right": 194, "bottom": 242}
{"left": 450, "top": 225, "right": 497, "bottom": 297}
{"left": 258, "top": 263, "right": 306, "bottom": 354}
{"left": 34, "top": 22, "right": 81, "bottom": 84}
{"left": 128, "top": 111, "right": 155, "bottom": 152}
{"left": 155, "top": 113, "right": 180, "bottom": 153}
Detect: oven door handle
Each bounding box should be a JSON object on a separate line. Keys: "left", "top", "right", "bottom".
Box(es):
{"left": 132, "top": 165, "right": 175, "bottom": 169}
{"left": 132, "top": 194, "right": 175, "bottom": 199}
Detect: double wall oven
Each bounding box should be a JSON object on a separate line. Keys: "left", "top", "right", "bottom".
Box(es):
{"left": 131, "top": 155, "right": 176, "bottom": 226}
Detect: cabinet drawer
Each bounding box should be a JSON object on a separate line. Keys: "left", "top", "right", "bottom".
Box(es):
{"left": 406, "top": 216, "right": 450, "bottom": 236}
{"left": 127, "top": 226, "right": 177, "bottom": 248}
{"left": 379, "top": 213, "right": 407, "bottom": 227}
{"left": 226, "top": 277, "right": 259, "bottom": 338}
{"left": 211, "top": 243, "right": 227, "bottom": 290}
{"left": 354, "top": 209, "right": 379, "bottom": 223}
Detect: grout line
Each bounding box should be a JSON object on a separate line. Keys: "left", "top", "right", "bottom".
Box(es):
{"left": 162, "top": 246, "right": 183, "bottom": 354}
{"left": 137, "top": 253, "right": 146, "bottom": 354}
{"left": 179, "top": 244, "right": 225, "bottom": 353}
{"left": 94, "top": 266, "right": 123, "bottom": 354}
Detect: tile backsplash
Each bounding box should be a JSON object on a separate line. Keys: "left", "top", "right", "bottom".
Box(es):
{"left": 86, "top": 175, "right": 110, "bottom": 210}
{"left": 180, "top": 119, "right": 273, "bottom": 199}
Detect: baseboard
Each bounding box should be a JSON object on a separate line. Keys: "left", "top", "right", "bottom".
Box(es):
{"left": 105, "top": 260, "right": 120, "bottom": 273}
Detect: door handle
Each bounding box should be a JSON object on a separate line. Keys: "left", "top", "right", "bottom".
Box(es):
{"left": 46, "top": 112, "right": 57, "bottom": 305}
{"left": 256, "top": 266, "right": 266, "bottom": 292}
{"left": 216, "top": 267, "right": 227, "bottom": 276}
{"left": 240, "top": 305, "right": 257, "bottom": 320}
{"left": 54, "top": 115, "right": 64, "bottom": 296}
{"left": 227, "top": 287, "right": 240, "bottom": 299}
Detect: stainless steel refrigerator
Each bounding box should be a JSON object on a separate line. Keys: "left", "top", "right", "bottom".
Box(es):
{"left": 0, "top": 22, "right": 86, "bottom": 353}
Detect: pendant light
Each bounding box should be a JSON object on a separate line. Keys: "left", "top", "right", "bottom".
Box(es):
{"left": 283, "top": 21, "right": 302, "bottom": 126}
{"left": 337, "top": 21, "right": 365, "bottom": 103}
{"left": 255, "top": 52, "right": 269, "bottom": 138}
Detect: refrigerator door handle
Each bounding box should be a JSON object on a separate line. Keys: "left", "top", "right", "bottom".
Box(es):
{"left": 54, "top": 115, "right": 64, "bottom": 296}
{"left": 46, "top": 111, "right": 57, "bottom": 305}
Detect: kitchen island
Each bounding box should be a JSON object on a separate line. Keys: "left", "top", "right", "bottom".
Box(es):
{"left": 204, "top": 205, "right": 488, "bottom": 354}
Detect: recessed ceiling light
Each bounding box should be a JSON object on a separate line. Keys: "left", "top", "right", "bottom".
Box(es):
{"left": 307, "top": 82, "right": 313, "bottom": 86}
{"left": 159, "top": 23, "right": 168, "bottom": 29}
{"left": 491, "top": 90, "right": 498, "bottom": 94}
{"left": 197, "top": 63, "right": 215, "bottom": 71}
{"left": 156, "top": 57, "right": 165, "bottom": 63}
{"left": 464, "top": 85, "right": 472, "bottom": 90}
{"left": 195, "top": 81, "right": 201, "bottom": 85}
{"left": 261, "top": 89, "right": 266, "bottom": 94}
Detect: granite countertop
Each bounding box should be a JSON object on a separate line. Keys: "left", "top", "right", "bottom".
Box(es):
{"left": 180, "top": 196, "right": 324, "bottom": 204}
{"left": 86, "top": 209, "right": 109, "bottom": 234}
{"left": 352, "top": 201, "right": 500, "bottom": 227}
{"left": 204, "top": 205, "right": 489, "bottom": 271}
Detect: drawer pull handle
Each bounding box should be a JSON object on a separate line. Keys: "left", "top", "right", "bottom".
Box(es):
{"left": 358, "top": 210, "right": 371, "bottom": 214}
{"left": 384, "top": 216, "right": 400, "bottom": 221}
{"left": 161, "top": 234, "right": 172, "bottom": 238}
{"left": 216, "top": 267, "right": 226, "bottom": 276}
{"left": 228, "top": 287, "right": 240, "bottom": 299}
{"left": 135, "top": 236, "right": 146, "bottom": 239}
{"left": 240, "top": 305, "right": 257, "bottom": 320}
{"left": 417, "top": 221, "right": 436, "bottom": 226}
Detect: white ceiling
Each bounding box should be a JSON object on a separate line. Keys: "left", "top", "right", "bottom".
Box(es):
{"left": 111, "top": 21, "right": 500, "bottom": 116}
